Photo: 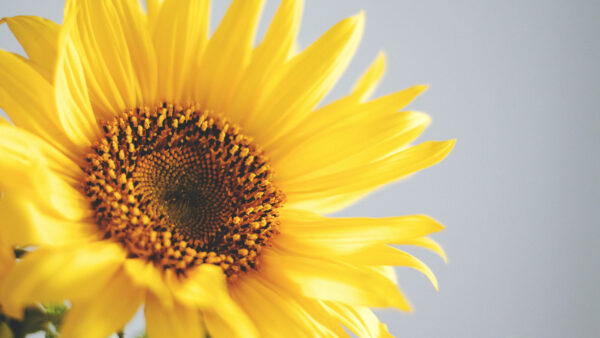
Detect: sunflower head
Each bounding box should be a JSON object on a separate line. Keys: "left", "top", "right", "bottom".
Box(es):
{"left": 0, "top": 0, "right": 454, "bottom": 337}
{"left": 84, "top": 103, "right": 285, "bottom": 277}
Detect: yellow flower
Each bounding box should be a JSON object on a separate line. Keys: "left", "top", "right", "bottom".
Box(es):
{"left": 0, "top": 0, "right": 454, "bottom": 337}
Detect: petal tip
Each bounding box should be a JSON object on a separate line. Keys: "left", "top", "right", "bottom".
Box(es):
{"left": 415, "top": 84, "right": 429, "bottom": 93}
{"left": 408, "top": 111, "right": 433, "bottom": 127}
{"left": 439, "top": 246, "right": 449, "bottom": 263}
{"left": 438, "top": 139, "right": 457, "bottom": 154}
{"left": 422, "top": 215, "right": 445, "bottom": 232}
{"left": 350, "top": 10, "right": 366, "bottom": 29}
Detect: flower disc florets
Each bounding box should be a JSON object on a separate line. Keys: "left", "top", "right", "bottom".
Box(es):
{"left": 82, "top": 103, "right": 285, "bottom": 278}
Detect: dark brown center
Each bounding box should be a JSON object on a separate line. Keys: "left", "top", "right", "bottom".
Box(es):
{"left": 82, "top": 103, "right": 285, "bottom": 278}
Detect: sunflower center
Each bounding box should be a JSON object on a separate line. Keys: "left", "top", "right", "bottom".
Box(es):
{"left": 82, "top": 104, "right": 285, "bottom": 278}
{"left": 134, "top": 145, "right": 236, "bottom": 243}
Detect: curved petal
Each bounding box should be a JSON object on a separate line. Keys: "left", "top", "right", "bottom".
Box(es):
{"left": 249, "top": 12, "right": 364, "bottom": 150}
{"left": 152, "top": 0, "right": 209, "bottom": 103}
{"left": 274, "top": 109, "right": 431, "bottom": 181}
{"left": 0, "top": 49, "right": 80, "bottom": 159}
{"left": 145, "top": 293, "right": 205, "bottom": 338}
{"left": 166, "top": 265, "right": 257, "bottom": 337}
{"left": 0, "top": 15, "right": 60, "bottom": 82}
{"left": 204, "top": 306, "right": 259, "bottom": 338}
{"left": 321, "top": 303, "right": 385, "bottom": 338}
{"left": 1, "top": 241, "right": 125, "bottom": 318}
{"left": 230, "top": 273, "right": 345, "bottom": 337}
{"left": 339, "top": 245, "right": 439, "bottom": 290}
{"left": 166, "top": 265, "right": 223, "bottom": 308}
{"left": 270, "top": 58, "right": 414, "bottom": 162}
{"left": 0, "top": 193, "right": 99, "bottom": 249}
{"left": 276, "top": 218, "right": 441, "bottom": 289}
{"left": 0, "top": 153, "right": 89, "bottom": 222}
{"left": 62, "top": 0, "right": 157, "bottom": 119}
{"left": 228, "top": 0, "right": 303, "bottom": 124}
{"left": 0, "top": 126, "right": 99, "bottom": 247}
{"left": 60, "top": 268, "right": 144, "bottom": 338}
{"left": 123, "top": 258, "right": 173, "bottom": 308}
{"left": 261, "top": 249, "right": 411, "bottom": 311}
{"left": 0, "top": 125, "right": 81, "bottom": 182}
{"left": 294, "top": 298, "right": 350, "bottom": 337}
{"left": 54, "top": 13, "right": 100, "bottom": 149}
{"left": 283, "top": 140, "right": 455, "bottom": 213}
{"left": 399, "top": 236, "right": 448, "bottom": 262}
{"left": 194, "top": 0, "right": 265, "bottom": 112}
{"left": 0, "top": 128, "right": 89, "bottom": 219}
{"left": 279, "top": 209, "right": 444, "bottom": 253}
{"left": 351, "top": 51, "right": 386, "bottom": 102}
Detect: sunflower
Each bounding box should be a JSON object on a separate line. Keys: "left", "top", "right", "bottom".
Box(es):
{"left": 0, "top": 0, "right": 454, "bottom": 337}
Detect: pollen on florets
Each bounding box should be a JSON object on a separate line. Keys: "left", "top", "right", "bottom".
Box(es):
{"left": 82, "top": 103, "right": 285, "bottom": 278}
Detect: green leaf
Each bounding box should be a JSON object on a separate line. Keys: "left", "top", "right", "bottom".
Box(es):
{"left": 42, "top": 303, "right": 68, "bottom": 329}
{"left": 0, "top": 303, "right": 68, "bottom": 338}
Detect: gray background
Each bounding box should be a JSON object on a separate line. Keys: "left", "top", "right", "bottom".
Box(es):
{"left": 1, "top": 0, "right": 598, "bottom": 337}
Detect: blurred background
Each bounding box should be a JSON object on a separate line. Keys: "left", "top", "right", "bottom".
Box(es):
{"left": 1, "top": 0, "right": 598, "bottom": 337}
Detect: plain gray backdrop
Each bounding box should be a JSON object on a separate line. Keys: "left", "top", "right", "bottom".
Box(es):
{"left": 1, "top": 0, "right": 598, "bottom": 337}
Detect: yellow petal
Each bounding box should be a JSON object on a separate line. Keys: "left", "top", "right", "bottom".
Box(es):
{"left": 284, "top": 140, "right": 456, "bottom": 213}
{"left": 399, "top": 236, "right": 448, "bottom": 263}
{"left": 0, "top": 49, "right": 80, "bottom": 158}
{"left": 275, "top": 224, "right": 441, "bottom": 290}
{"left": 167, "top": 265, "right": 258, "bottom": 337}
{"left": 0, "top": 191, "right": 99, "bottom": 248}
{"left": 0, "top": 127, "right": 99, "bottom": 247}
{"left": 61, "top": 0, "right": 157, "bottom": 119}
{"left": 0, "top": 161, "right": 89, "bottom": 222}
{"left": 351, "top": 51, "right": 386, "bottom": 102}
{"left": 321, "top": 303, "right": 383, "bottom": 338}
{"left": 295, "top": 298, "right": 350, "bottom": 337}
{"left": 0, "top": 238, "right": 15, "bottom": 289}
{"left": 1, "top": 241, "right": 125, "bottom": 318}
{"left": 152, "top": 0, "right": 209, "bottom": 103}
{"left": 194, "top": 0, "right": 265, "bottom": 112}
{"left": 54, "top": 14, "right": 100, "bottom": 149}
{"left": 60, "top": 269, "right": 144, "bottom": 338}
{"left": 261, "top": 250, "right": 411, "bottom": 311}
{"left": 274, "top": 110, "right": 431, "bottom": 181}
{"left": 204, "top": 306, "right": 259, "bottom": 338}
{"left": 145, "top": 293, "right": 205, "bottom": 338}
{"left": 0, "top": 16, "right": 60, "bottom": 82}
{"left": 0, "top": 125, "right": 81, "bottom": 182}
{"left": 230, "top": 272, "right": 344, "bottom": 337}
{"left": 145, "top": 0, "right": 165, "bottom": 29}
{"left": 0, "top": 128, "right": 90, "bottom": 221}
{"left": 252, "top": 12, "right": 364, "bottom": 149}
{"left": 166, "top": 264, "right": 223, "bottom": 308}
{"left": 0, "top": 191, "right": 88, "bottom": 247}
{"left": 270, "top": 85, "right": 428, "bottom": 163}
{"left": 123, "top": 258, "right": 172, "bottom": 308}
{"left": 380, "top": 323, "right": 394, "bottom": 337}
{"left": 0, "top": 174, "right": 97, "bottom": 245}
{"left": 279, "top": 209, "right": 444, "bottom": 253}
{"left": 229, "top": 0, "right": 303, "bottom": 124}
{"left": 340, "top": 245, "right": 439, "bottom": 290}
{"left": 113, "top": 0, "right": 158, "bottom": 104}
